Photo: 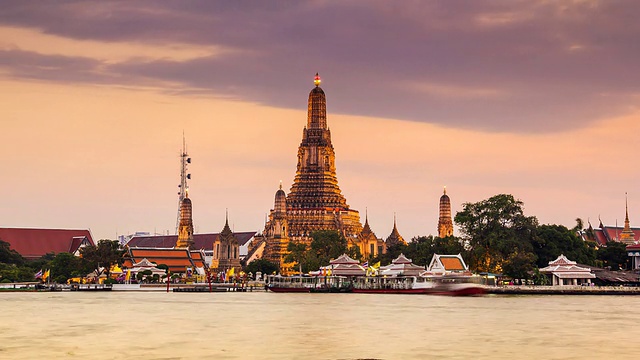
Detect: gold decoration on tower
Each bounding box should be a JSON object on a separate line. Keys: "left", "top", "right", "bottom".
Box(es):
{"left": 620, "top": 193, "right": 636, "bottom": 245}
{"left": 438, "top": 186, "right": 454, "bottom": 238}
{"left": 175, "top": 191, "right": 195, "bottom": 249}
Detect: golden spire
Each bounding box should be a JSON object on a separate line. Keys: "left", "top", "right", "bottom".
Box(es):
{"left": 314, "top": 72, "right": 321, "bottom": 87}
{"left": 279, "top": 180, "right": 283, "bottom": 190}
{"left": 626, "top": 192, "right": 630, "bottom": 223}
{"left": 443, "top": 186, "right": 447, "bottom": 195}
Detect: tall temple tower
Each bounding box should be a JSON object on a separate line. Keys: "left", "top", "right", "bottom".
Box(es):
{"left": 620, "top": 193, "right": 636, "bottom": 245}
{"left": 285, "top": 73, "right": 362, "bottom": 242}
{"left": 175, "top": 134, "right": 191, "bottom": 234}
{"left": 175, "top": 191, "right": 195, "bottom": 249}
{"left": 438, "top": 186, "right": 454, "bottom": 238}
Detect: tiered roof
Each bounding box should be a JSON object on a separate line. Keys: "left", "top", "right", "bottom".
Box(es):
{"left": 380, "top": 253, "right": 425, "bottom": 276}
{"left": 125, "top": 248, "right": 206, "bottom": 274}
{"left": 539, "top": 254, "right": 595, "bottom": 279}
{"left": 321, "top": 253, "right": 365, "bottom": 276}
{"left": 0, "top": 228, "right": 94, "bottom": 260}
{"left": 385, "top": 216, "right": 406, "bottom": 247}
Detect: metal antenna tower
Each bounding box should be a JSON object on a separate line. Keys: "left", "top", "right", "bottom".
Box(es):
{"left": 176, "top": 133, "right": 191, "bottom": 234}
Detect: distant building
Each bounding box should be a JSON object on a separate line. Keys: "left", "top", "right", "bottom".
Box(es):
{"left": 356, "top": 213, "right": 385, "bottom": 259}
{"left": 210, "top": 215, "right": 242, "bottom": 273}
{"left": 580, "top": 196, "right": 638, "bottom": 246}
{"left": 0, "top": 228, "right": 94, "bottom": 260}
{"left": 437, "top": 187, "right": 454, "bottom": 238}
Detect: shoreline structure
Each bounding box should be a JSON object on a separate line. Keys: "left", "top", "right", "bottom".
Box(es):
{"left": 3, "top": 282, "right": 640, "bottom": 295}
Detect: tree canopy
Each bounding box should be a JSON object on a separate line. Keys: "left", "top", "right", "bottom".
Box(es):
{"left": 79, "top": 240, "right": 125, "bottom": 279}
{"left": 455, "top": 194, "right": 539, "bottom": 278}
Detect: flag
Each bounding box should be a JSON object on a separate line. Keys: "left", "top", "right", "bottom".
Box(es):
{"left": 363, "top": 261, "right": 369, "bottom": 268}
{"left": 34, "top": 269, "right": 43, "bottom": 279}
{"left": 125, "top": 270, "right": 131, "bottom": 281}
{"left": 42, "top": 269, "right": 50, "bottom": 282}
{"left": 228, "top": 267, "right": 235, "bottom": 277}
{"left": 371, "top": 261, "right": 381, "bottom": 269}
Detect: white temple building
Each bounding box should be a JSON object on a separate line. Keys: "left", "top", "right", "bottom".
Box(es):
{"left": 379, "top": 253, "right": 425, "bottom": 276}
{"left": 539, "top": 254, "right": 595, "bottom": 286}
{"left": 424, "top": 254, "right": 471, "bottom": 276}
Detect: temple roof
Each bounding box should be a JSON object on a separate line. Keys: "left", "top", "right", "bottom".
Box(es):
{"left": 127, "top": 232, "right": 256, "bottom": 250}
{"left": 0, "top": 227, "right": 94, "bottom": 260}
{"left": 391, "top": 253, "right": 413, "bottom": 264}
{"left": 385, "top": 216, "right": 406, "bottom": 246}
{"left": 427, "top": 254, "right": 469, "bottom": 273}
{"left": 126, "top": 248, "right": 205, "bottom": 273}
{"left": 330, "top": 253, "right": 360, "bottom": 265}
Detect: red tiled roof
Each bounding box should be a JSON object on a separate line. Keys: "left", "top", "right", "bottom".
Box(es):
{"left": 593, "top": 229, "right": 608, "bottom": 246}
{"left": 440, "top": 257, "right": 465, "bottom": 271}
{"left": 128, "top": 248, "right": 205, "bottom": 273}
{"left": 127, "top": 232, "right": 256, "bottom": 250}
{"left": 0, "top": 228, "right": 94, "bottom": 260}
{"left": 602, "top": 226, "right": 640, "bottom": 242}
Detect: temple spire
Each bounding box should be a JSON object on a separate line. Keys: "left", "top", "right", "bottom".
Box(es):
{"left": 626, "top": 192, "right": 630, "bottom": 222}
{"left": 314, "top": 72, "right": 321, "bottom": 87}
{"left": 620, "top": 192, "right": 636, "bottom": 245}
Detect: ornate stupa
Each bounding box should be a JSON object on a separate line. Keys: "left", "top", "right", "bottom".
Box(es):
{"left": 438, "top": 186, "right": 454, "bottom": 238}
{"left": 175, "top": 191, "right": 195, "bottom": 249}
{"left": 284, "top": 73, "right": 362, "bottom": 243}
{"left": 619, "top": 193, "right": 636, "bottom": 245}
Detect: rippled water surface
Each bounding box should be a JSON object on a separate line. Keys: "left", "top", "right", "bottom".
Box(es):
{"left": 0, "top": 291, "right": 635, "bottom": 359}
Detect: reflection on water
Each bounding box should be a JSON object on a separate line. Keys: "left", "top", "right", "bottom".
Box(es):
{"left": 0, "top": 292, "right": 634, "bottom": 359}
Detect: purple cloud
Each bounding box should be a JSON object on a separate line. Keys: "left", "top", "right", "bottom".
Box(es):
{"left": 1, "top": 1, "right": 639, "bottom": 132}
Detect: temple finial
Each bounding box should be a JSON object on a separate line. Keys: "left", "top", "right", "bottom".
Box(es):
{"left": 279, "top": 180, "right": 283, "bottom": 190}
{"left": 626, "top": 192, "right": 629, "bottom": 221}
{"left": 443, "top": 186, "right": 447, "bottom": 195}
{"left": 314, "top": 72, "right": 321, "bottom": 87}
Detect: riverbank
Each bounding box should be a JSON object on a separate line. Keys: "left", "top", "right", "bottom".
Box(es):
{"left": 487, "top": 285, "right": 640, "bottom": 295}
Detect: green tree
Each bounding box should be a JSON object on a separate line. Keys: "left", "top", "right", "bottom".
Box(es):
{"left": 49, "top": 252, "right": 83, "bottom": 283}
{"left": 80, "top": 240, "right": 126, "bottom": 279}
{"left": 534, "top": 224, "right": 596, "bottom": 268}
{"left": 401, "top": 235, "right": 466, "bottom": 267}
{"left": 284, "top": 231, "right": 354, "bottom": 273}
{"left": 597, "top": 242, "right": 629, "bottom": 271}
{"left": 245, "top": 258, "right": 279, "bottom": 276}
{"left": 0, "top": 239, "right": 25, "bottom": 266}
{"left": 375, "top": 241, "right": 408, "bottom": 266}
{"left": 455, "top": 194, "right": 538, "bottom": 278}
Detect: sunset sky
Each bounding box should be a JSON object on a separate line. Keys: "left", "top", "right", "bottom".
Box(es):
{"left": 0, "top": 1, "right": 638, "bottom": 241}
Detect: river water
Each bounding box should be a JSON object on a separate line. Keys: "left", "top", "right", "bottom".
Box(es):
{"left": 0, "top": 291, "right": 635, "bottom": 359}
